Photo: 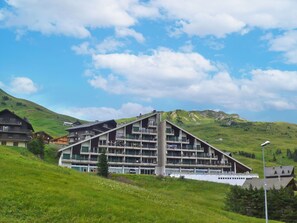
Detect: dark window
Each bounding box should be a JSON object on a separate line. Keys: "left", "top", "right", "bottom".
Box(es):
{"left": 13, "top": 142, "right": 18, "bottom": 147}
{"left": 1, "top": 141, "right": 6, "bottom": 145}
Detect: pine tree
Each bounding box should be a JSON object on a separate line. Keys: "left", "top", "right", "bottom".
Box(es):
{"left": 97, "top": 149, "right": 108, "bottom": 177}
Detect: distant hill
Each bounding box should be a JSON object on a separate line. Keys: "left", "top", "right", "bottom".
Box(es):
{"left": 0, "top": 89, "right": 81, "bottom": 137}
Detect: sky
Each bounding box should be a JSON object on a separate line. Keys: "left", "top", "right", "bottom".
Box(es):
{"left": 1, "top": 0, "right": 297, "bottom": 122}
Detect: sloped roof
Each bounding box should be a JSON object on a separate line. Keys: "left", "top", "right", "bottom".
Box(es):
{"left": 265, "top": 166, "right": 294, "bottom": 178}
{"left": 242, "top": 177, "right": 296, "bottom": 190}
{"left": 66, "top": 120, "right": 116, "bottom": 130}
{"left": 0, "top": 109, "right": 34, "bottom": 131}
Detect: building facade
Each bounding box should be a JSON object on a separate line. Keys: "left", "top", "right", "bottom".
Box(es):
{"left": 59, "top": 112, "right": 251, "bottom": 175}
{"left": 0, "top": 109, "right": 34, "bottom": 148}
{"left": 67, "top": 120, "right": 117, "bottom": 144}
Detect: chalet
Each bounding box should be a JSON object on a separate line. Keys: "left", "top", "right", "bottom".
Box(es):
{"left": 0, "top": 109, "right": 34, "bottom": 148}
{"left": 51, "top": 135, "right": 68, "bottom": 146}
{"left": 67, "top": 120, "right": 117, "bottom": 144}
{"left": 33, "top": 131, "right": 53, "bottom": 144}
{"left": 58, "top": 112, "right": 252, "bottom": 175}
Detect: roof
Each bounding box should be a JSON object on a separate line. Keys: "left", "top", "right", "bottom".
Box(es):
{"left": 34, "top": 131, "right": 53, "bottom": 138}
{"left": 242, "top": 177, "right": 296, "bottom": 190}
{"left": 66, "top": 120, "right": 116, "bottom": 131}
{"left": 0, "top": 109, "right": 34, "bottom": 131}
{"left": 265, "top": 166, "right": 294, "bottom": 178}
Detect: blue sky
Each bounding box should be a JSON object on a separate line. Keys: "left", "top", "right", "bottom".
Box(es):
{"left": 1, "top": 0, "right": 297, "bottom": 122}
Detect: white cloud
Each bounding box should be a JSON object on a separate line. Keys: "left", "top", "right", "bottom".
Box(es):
{"left": 72, "top": 38, "right": 125, "bottom": 56}
{"left": 154, "top": 0, "right": 297, "bottom": 37}
{"left": 9, "top": 77, "right": 38, "bottom": 94}
{"left": 115, "top": 27, "right": 145, "bottom": 43}
{"left": 268, "top": 30, "right": 297, "bottom": 64}
{"left": 59, "top": 102, "right": 154, "bottom": 120}
{"left": 1, "top": 0, "right": 158, "bottom": 38}
{"left": 85, "top": 48, "right": 297, "bottom": 111}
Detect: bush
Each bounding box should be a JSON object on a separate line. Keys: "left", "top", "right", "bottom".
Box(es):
{"left": 27, "top": 137, "right": 44, "bottom": 159}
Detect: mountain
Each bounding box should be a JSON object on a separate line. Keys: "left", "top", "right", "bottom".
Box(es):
{"left": 0, "top": 145, "right": 273, "bottom": 223}
{"left": 0, "top": 89, "right": 82, "bottom": 137}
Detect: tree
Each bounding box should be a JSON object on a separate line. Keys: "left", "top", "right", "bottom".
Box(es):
{"left": 97, "top": 149, "right": 108, "bottom": 177}
{"left": 27, "top": 137, "right": 44, "bottom": 159}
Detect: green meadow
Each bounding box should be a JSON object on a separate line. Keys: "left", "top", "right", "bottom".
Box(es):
{"left": 0, "top": 146, "right": 281, "bottom": 223}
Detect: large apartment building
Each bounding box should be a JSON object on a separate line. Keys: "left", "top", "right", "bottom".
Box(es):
{"left": 0, "top": 109, "right": 34, "bottom": 148}
{"left": 58, "top": 112, "right": 251, "bottom": 175}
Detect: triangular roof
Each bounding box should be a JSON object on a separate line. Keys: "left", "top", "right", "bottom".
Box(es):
{"left": 242, "top": 177, "right": 296, "bottom": 190}
{"left": 0, "top": 109, "right": 34, "bottom": 131}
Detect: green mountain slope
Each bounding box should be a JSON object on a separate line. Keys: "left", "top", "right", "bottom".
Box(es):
{"left": 0, "top": 146, "right": 280, "bottom": 223}
{"left": 163, "top": 109, "right": 297, "bottom": 175}
{"left": 0, "top": 89, "right": 81, "bottom": 137}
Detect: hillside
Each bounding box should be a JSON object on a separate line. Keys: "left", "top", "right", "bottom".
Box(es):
{"left": 162, "top": 110, "right": 297, "bottom": 175}
{"left": 0, "top": 145, "right": 280, "bottom": 223}
{"left": 0, "top": 89, "right": 82, "bottom": 137}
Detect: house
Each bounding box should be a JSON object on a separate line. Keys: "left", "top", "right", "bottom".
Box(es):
{"left": 33, "top": 131, "right": 53, "bottom": 144}
{"left": 0, "top": 109, "right": 34, "bottom": 148}
{"left": 51, "top": 135, "right": 68, "bottom": 145}
{"left": 58, "top": 112, "right": 252, "bottom": 175}
{"left": 265, "top": 166, "right": 295, "bottom": 178}
{"left": 242, "top": 177, "right": 297, "bottom": 190}
{"left": 67, "top": 120, "right": 117, "bottom": 144}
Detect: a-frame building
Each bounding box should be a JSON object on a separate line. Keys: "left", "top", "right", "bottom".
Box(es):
{"left": 58, "top": 112, "right": 251, "bottom": 175}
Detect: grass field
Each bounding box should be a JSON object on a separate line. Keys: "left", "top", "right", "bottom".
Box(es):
{"left": 0, "top": 145, "right": 281, "bottom": 223}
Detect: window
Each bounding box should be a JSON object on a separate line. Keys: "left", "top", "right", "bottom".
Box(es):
{"left": 13, "top": 142, "right": 18, "bottom": 147}
{"left": 62, "top": 154, "right": 71, "bottom": 159}
{"left": 81, "top": 146, "right": 89, "bottom": 152}
{"left": 1, "top": 141, "right": 6, "bottom": 145}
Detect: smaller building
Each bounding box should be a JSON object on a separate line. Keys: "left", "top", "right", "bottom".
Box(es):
{"left": 0, "top": 109, "right": 34, "bottom": 148}
{"left": 67, "top": 120, "right": 117, "bottom": 144}
{"left": 242, "top": 177, "right": 296, "bottom": 190}
{"left": 51, "top": 135, "right": 68, "bottom": 146}
{"left": 33, "top": 131, "right": 53, "bottom": 144}
{"left": 265, "top": 166, "right": 295, "bottom": 178}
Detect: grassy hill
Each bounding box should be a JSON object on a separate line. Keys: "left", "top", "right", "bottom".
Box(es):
{"left": 0, "top": 89, "right": 82, "bottom": 137}
{"left": 162, "top": 110, "right": 297, "bottom": 175}
{"left": 0, "top": 145, "right": 280, "bottom": 223}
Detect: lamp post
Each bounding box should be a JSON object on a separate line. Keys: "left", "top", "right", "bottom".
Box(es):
{"left": 261, "top": 140, "right": 270, "bottom": 223}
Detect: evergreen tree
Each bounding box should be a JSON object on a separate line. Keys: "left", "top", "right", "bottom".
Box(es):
{"left": 97, "top": 149, "right": 108, "bottom": 177}
{"left": 27, "top": 137, "right": 44, "bottom": 159}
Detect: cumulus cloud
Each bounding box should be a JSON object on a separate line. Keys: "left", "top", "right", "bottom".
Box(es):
{"left": 9, "top": 77, "right": 38, "bottom": 94}
{"left": 115, "top": 27, "right": 145, "bottom": 43}
{"left": 85, "top": 49, "right": 297, "bottom": 111}
{"left": 268, "top": 30, "right": 297, "bottom": 64}
{"left": 154, "top": 0, "right": 297, "bottom": 37}
{"left": 72, "top": 38, "right": 125, "bottom": 56}
{"left": 1, "top": 0, "right": 159, "bottom": 38}
{"left": 59, "top": 102, "right": 154, "bottom": 120}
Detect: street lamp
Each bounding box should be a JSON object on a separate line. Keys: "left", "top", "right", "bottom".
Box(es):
{"left": 261, "top": 140, "right": 270, "bottom": 223}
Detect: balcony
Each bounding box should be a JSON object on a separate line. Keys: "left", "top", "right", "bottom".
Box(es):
{"left": 132, "top": 127, "right": 157, "bottom": 134}
{"left": 0, "top": 119, "right": 22, "bottom": 125}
